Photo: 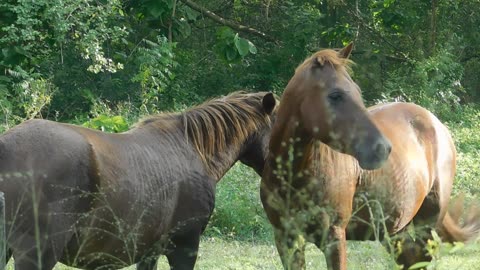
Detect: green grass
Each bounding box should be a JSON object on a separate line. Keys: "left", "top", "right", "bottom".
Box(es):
{"left": 156, "top": 239, "right": 393, "bottom": 270}
{"left": 12, "top": 239, "right": 479, "bottom": 269}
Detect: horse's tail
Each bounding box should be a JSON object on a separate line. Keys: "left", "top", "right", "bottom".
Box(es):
{"left": 439, "top": 196, "right": 480, "bottom": 243}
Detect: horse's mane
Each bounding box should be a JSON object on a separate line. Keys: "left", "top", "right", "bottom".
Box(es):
{"left": 295, "top": 49, "right": 354, "bottom": 75}
{"left": 137, "top": 91, "right": 274, "bottom": 177}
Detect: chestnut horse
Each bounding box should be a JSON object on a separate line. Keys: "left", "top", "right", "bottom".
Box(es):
{"left": 261, "top": 43, "right": 480, "bottom": 270}
{"left": 0, "top": 91, "right": 277, "bottom": 270}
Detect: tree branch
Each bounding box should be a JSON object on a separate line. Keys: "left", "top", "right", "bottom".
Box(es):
{"left": 179, "top": 0, "right": 276, "bottom": 42}
{"left": 168, "top": 0, "right": 178, "bottom": 43}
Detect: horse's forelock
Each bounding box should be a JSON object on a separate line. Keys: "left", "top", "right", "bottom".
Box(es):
{"left": 295, "top": 49, "right": 354, "bottom": 75}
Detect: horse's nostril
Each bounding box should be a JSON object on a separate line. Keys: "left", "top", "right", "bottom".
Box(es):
{"left": 386, "top": 142, "right": 392, "bottom": 155}
{"left": 374, "top": 140, "right": 391, "bottom": 158}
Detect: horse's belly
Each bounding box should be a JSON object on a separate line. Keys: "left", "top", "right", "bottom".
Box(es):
{"left": 61, "top": 237, "right": 148, "bottom": 269}
{"left": 60, "top": 179, "right": 215, "bottom": 269}
{"left": 358, "top": 165, "right": 431, "bottom": 234}
{"left": 60, "top": 203, "right": 172, "bottom": 269}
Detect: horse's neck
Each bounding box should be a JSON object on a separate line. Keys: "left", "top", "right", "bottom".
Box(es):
{"left": 204, "top": 143, "right": 244, "bottom": 181}
{"left": 131, "top": 117, "right": 248, "bottom": 182}
{"left": 269, "top": 121, "right": 360, "bottom": 183}
{"left": 269, "top": 119, "right": 316, "bottom": 176}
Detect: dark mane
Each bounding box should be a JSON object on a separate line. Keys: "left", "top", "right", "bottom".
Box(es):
{"left": 137, "top": 91, "right": 274, "bottom": 176}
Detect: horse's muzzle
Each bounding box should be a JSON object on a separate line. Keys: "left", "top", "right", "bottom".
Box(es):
{"left": 355, "top": 137, "right": 392, "bottom": 170}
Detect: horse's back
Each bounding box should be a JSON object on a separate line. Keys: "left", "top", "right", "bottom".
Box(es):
{"left": 360, "top": 103, "right": 455, "bottom": 232}
{"left": 368, "top": 102, "right": 455, "bottom": 180}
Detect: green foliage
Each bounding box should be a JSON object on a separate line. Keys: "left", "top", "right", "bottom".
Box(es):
{"left": 214, "top": 27, "right": 257, "bottom": 64}
{"left": 1, "top": 0, "right": 480, "bottom": 123}
{"left": 0, "top": 0, "right": 187, "bottom": 121}
{"left": 445, "top": 106, "right": 480, "bottom": 197}
{"left": 406, "top": 230, "right": 467, "bottom": 270}
{"left": 0, "top": 75, "right": 56, "bottom": 131}
{"left": 408, "top": 261, "right": 430, "bottom": 270}
{"left": 15, "top": 78, "right": 57, "bottom": 120}
{"left": 83, "top": 115, "right": 129, "bottom": 133}
{"left": 131, "top": 35, "right": 177, "bottom": 114}
{"left": 377, "top": 50, "right": 464, "bottom": 117}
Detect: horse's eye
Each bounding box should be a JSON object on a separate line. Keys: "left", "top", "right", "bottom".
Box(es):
{"left": 328, "top": 91, "right": 344, "bottom": 104}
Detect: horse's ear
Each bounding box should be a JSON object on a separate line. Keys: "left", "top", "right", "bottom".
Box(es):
{"left": 338, "top": 42, "right": 354, "bottom": 59}
{"left": 262, "top": 93, "right": 276, "bottom": 115}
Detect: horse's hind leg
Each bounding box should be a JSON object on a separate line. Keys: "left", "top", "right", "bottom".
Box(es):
{"left": 11, "top": 195, "right": 87, "bottom": 270}
{"left": 389, "top": 228, "right": 432, "bottom": 269}
{"left": 12, "top": 219, "right": 78, "bottom": 270}
{"left": 394, "top": 152, "right": 455, "bottom": 269}
{"left": 165, "top": 229, "right": 201, "bottom": 270}
{"left": 390, "top": 190, "right": 443, "bottom": 269}
{"left": 13, "top": 236, "right": 62, "bottom": 270}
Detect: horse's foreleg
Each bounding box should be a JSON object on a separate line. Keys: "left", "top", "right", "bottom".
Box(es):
{"left": 323, "top": 226, "right": 347, "bottom": 270}
{"left": 274, "top": 229, "right": 306, "bottom": 270}
{"left": 388, "top": 185, "right": 443, "bottom": 269}
{"left": 165, "top": 229, "right": 201, "bottom": 270}
{"left": 136, "top": 257, "right": 158, "bottom": 270}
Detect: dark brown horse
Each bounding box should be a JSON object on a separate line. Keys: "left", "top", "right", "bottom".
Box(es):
{"left": 261, "top": 43, "right": 480, "bottom": 270}
{"left": 0, "top": 91, "right": 277, "bottom": 270}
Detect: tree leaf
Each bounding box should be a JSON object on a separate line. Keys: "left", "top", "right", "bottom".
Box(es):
{"left": 235, "top": 36, "right": 250, "bottom": 56}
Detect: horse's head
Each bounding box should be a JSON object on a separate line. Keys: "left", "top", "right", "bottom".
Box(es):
{"left": 282, "top": 43, "right": 391, "bottom": 169}
{"left": 238, "top": 92, "right": 278, "bottom": 175}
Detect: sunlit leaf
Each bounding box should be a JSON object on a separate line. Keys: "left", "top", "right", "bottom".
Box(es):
{"left": 235, "top": 35, "right": 250, "bottom": 57}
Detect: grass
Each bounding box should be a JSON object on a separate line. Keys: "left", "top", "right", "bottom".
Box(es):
{"left": 8, "top": 239, "right": 479, "bottom": 269}
{"left": 5, "top": 240, "right": 393, "bottom": 270}
{"left": 157, "top": 239, "right": 480, "bottom": 270}
{"left": 155, "top": 239, "right": 393, "bottom": 270}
